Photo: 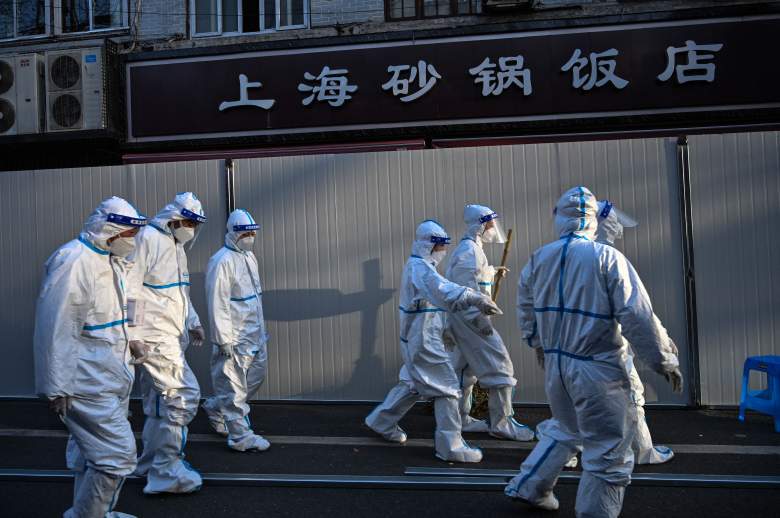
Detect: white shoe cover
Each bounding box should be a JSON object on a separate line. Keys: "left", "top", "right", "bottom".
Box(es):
{"left": 565, "top": 455, "right": 579, "bottom": 469}
{"left": 532, "top": 492, "right": 560, "bottom": 511}
{"left": 434, "top": 397, "right": 483, "bottom": 463}
{"left": 461, "top": 415, "right": 490, "bottom": 433}
{"left": 366, "top": 421, "right": 408, "bottom": 444}
{"left": 435, "top": 444, "right": 483, "bottom": 463}
{"left": 488, "top": 387, "right": 535, "bottom": 441}
{"left": 201, "top": 403, "right": 229, "bottom": 437}
{"left": 636, "top": 445, "right": 674, "bottom": 465}
{"left": 230, "top": 434, "right": 271, "bottom": 452}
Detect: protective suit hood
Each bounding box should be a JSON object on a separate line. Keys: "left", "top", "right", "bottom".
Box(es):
{"left": 596, "top": 200, "right": 638, "bottom": 245}
{"left": 410, "top": 220, "right": 451, "bottom": 263}
{"left": 463, "top": 204, "right": 505, "bottom": 244}
{"left": 553, "top": 186, "right": 598, "bottom": 239}
{"left": 79, "top": 196, "right": 147, "bottom": 251}
{"left": 225, "top": 209, "right": 259, "bottom": 251}
{"left": 150, "top": 192, "right": 207, "bottom": 239}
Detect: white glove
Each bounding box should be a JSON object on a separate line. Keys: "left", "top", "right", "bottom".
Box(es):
{"left": 49, "top": 396, "right": 70, "bottom": 417}
{"left": 664, "top": 367, "right": 684, "bottom": 394}
{"left": 464, "top": 291, "right": 502, "bottom": 316}
{"left": 219, "top": 343, "right": 234, "bottom": 358}
{"left": 494, "top": 266, "right": 510, "bottom": 279}
{"left": 128, "top": 340, "right": 149, "bottom": 365}
{"left": 189, "top": 326, "right": 205, "bottom": 347}
{"left": 535, "top": 347, "right": 545, "bottom": 370}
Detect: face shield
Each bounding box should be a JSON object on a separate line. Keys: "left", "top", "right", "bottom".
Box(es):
{"left": 175, "top": 208, "right": 208, "bottom": 247}
{"left": 599, "top": 200, "right": 638, "bottom": 229}
{"left": 479, "top": 212, "right": 507, "bottom": 244}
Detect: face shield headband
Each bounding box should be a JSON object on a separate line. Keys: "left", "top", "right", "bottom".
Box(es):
{"left": 107, "top": 213, "right": 148, "bottom": 227}
{"left": 181, "top": 208, "right": 207, "bottom": 223}
{"left": 233, "top": 223, "right": 260, "bottom": 232}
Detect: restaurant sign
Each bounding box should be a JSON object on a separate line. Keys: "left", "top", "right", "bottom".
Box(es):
{"left": 126, "top": 16, "right": 780, "bottom": 142}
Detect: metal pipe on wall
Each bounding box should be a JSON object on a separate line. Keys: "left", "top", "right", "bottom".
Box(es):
{"left": 676, "top": 136, "right": 702, "bottom": 407}
{"left": 225, "top": 158, "right": 236, "bottom": 215}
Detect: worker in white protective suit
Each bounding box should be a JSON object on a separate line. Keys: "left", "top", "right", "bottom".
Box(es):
{"left": 445, "top": 205, "right": 535, "bottom": 441}
{"left": 365, "top": 220, "right": 502, "bottom": 463}
{"left": 201, "top": 209, "right": 271, "bottom": 452}
{"left": 34, "top": 196, "right": 148, "bottom": 518}
{"left": 128, "top": 192, "right": 207, "bottom": 494}
{"left": 534, "top": 199, "right": 677, "bottom": 471}
{"left": 504, "top": 187, "right": 683, "bottom": 517}
{"left": 596, "top": 200, "right": 675, "bottom": 465}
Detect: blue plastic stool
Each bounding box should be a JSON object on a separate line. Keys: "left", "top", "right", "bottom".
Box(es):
{"left": 738, "top": 355, "right": 780, "bottom": 432}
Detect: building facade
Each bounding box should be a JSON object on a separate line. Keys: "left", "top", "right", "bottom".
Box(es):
{"left": 1, "top": 0, "right": 778, "bottom": 170}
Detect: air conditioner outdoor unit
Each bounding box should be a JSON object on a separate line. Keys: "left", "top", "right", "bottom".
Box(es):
{"left": 0, "top": 54, "right": 45, "bottom": 136}
{"left": 46, "top": 48, "right": 107, "bottom": 132}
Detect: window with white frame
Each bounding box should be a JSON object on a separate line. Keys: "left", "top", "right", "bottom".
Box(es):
{"left": 0, "top": 0, "right": 50, "bottom": 40}
{"left": 192, "top": 0, "right": 308, "bottom": 36}
{"left": 58, "top": 0, "right": 128, "bottom": 33}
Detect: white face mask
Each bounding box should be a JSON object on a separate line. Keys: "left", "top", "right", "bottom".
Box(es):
{"left": 237, "top": 235, "right": 255, "bottom": 251}
{"left": 109, "top": 236, "right": 136, "bottom": 258}
{"left": 172, "top": 225, "right": 196, "bottom": 244}
{"left": 431, "top": 250, "right": 447, "bottom": 265}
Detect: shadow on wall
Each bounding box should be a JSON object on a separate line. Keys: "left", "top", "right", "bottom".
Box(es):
{"left": 261, "top": 258, "right": 395, "bottom": 400}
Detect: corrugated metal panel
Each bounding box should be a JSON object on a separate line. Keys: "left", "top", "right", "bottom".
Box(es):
{"left": 0, "top": 161, "right": 225, "bottom": 397}
{"left": 689, "top": 131, "right": 780, "bottom": 406}
{"left": 0, "top": 164, "right": 131, "bottom": 396}
{"left": 235, "top": 137, "right": 688, "bottom": 403}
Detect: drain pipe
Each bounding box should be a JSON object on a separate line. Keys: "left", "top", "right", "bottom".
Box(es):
{"left": 676, "top": 136, "right": 701, "bottom": 408}
{"left": 225, "top": 158, "right": 236, "bottom": 216}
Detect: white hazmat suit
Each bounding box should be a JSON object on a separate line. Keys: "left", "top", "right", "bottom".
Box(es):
{"left": 597, "top": 200, "right": 674, "bottom": 465}
{"left": 446, "top": 205, "right": 534, "bottom": 441}
{"left": 34, "top": 196, "right": 147, "bottom": 518}
{"left": 129, "top": 192, "right": 206, "bottom": 494}
{"left": 365, "top": 220, "right": 500, "bottom": 463}
{"left": 201, "top": 209, "right": 270, "bottom": 452}
{"left": 504, "top": 187, "right": 682, "bottom": 517}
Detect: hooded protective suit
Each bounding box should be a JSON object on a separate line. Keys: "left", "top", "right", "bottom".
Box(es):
{"left": 597, "top": 200, "right": 674, "bottom": 465}
{"left": 504, "top": 187, "right": 681, "bottom": 517}
{"left": 129, "top": 192, "right": 206, "bottom": 494}
{"left": 201, "top": 209, "right": 270, "bottom": 452}
{"left": 34, "top": 196, "right": 147, "bottom": 518}
{"left": 365, "top": 220, "right": 500, "bottom": 463}
{"left": 445, "top": 205, "right": 534, "bottom": 441}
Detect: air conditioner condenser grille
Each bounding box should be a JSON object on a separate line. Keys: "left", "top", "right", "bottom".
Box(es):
{"left": 0, "top": 98, "right": 16, "bottom": 133}
{"left": 52, "top": 94, "right": 82, "bottom": 128}
{"left": 51, "top": 55, "right": 81, "bottom": 90}
{"left": 0, "top": 60, "right": 14, "bottom": 95}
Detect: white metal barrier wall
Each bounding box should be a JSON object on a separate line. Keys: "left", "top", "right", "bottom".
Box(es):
{"left": 0, "top": 160, "right": 226, "bottom": 397}
{"left": 0, "top": 138, "right": 693, "bottom": 403}
{"left": 689, "top": 131, "right": 780, "bottom": 406}
{"left": 235, "top": 137, "right": 689, "bottom": 403}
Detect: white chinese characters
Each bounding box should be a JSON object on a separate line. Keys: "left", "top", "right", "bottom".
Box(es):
{"left": 469, "top": 56, "right": 532, "bottom": 96}
{"left": 219, "top": 74, "right": 276, "bottom": 111}
{"left": 657, "top": 40, "right": 724, "bottom": 84}
{"left": 561, "top": 48, "right": 629, "bottom": 90}
{"left": 382, "top": 60, "right": 442, "bottom": 102}
{"left": 298, "top": 66, "right": 358, "bottom": 107}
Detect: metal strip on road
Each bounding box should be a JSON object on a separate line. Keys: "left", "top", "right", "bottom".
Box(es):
{"left": 2, "top": 468, "right": 779, "bottom": 490}
{"left": 0, "top": 469, "right": 506, "bottom": 491}
{"left": 403, "top": 467, "right": 780, "bottom": 489}
{"left": 0, "top": 429, "right": 778, "bottom": 455}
